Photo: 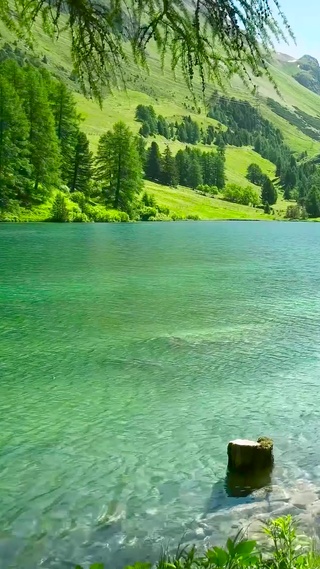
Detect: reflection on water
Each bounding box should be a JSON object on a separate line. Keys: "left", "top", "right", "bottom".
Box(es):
{"left": 2, "top": 222, "right": 320, "bottom": 568}
{"left": 225, "top": 467, "right": 273, "bottom": 498}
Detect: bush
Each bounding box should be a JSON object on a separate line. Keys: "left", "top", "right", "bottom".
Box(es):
{"left": 51, "top": 192, "right": 70, "bottom": 222}
{"left": 186, "top": 213, "right": 200, "bottom": 220}
{"left": 72, "top": 212, "right": 89, "bottom": 222}
{"left": 70, "top": 191, "right": 87, "bottom": 210}
{"left": 119, "top": 212, "right": 130, "bottom": 222}
{"left": 140, "top": 206, "right": 157, "bottom": 220}
{"left": 158, "top": 205, "right": 170, "bottom": 215}
{"left": 224, "top": 184, "right": 260, "bottom": 206}
{"left": 285, "top": 204, "right": 308, "bottom": 220}
{"left": 171, "top": 211, "right": 185, "bottom": 221}
{"left": 196, "top": 184, "right": 219, "bottom": 196}
{"left": 141, "top": 191, "right": 157, "bottom": 207}
{"left": 246, "top": 163, "right": 265, "bottom": 185}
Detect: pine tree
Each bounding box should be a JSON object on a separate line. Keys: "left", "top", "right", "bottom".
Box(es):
{"left": 186, "top": 158, "right": 203, "bottom": 189}
{"left": 261, "top": 176, "right": 277, "bottom": 205}
{"left": 68, "top": 131, "right": 93, "bottom": 193}
{"left": 0, "top": 76, "right": 30, "bottom": 207}
{"left": 175, "top": 149, "right": 190, "bottom": 186}
{"left": 161, "top": 146, "right": 178, "bottom": 187}
{"left": 0, "top": 59, "right": 24, "bottom": 93}
{"left": 139, "top": 122, "right": 150, "bottom": 138}
{"left": 145, "top": 141, "right": 162, "bottom": 182}
{"left": 135, "top": 135, "right": 147, "bottom": 169}
{"left": 49, "top": 80, "right": 79, "bottom": 184}
{"left": 212, "top": 154, "right": 225, "bottom": 189}
{"left": 306, "top": 186, "right": 320, "bottom": 218}
{"left": 95, "top": 121, "right": 143, "bottom": 214}
{"left": 51, "top": 191, "right": 70, "bottom": 221}
{"left": 21, "top": 67, "right": 60, "bottom": 192}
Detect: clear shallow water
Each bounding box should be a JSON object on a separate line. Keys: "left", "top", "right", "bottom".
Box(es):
{"left": 1, "top": 222, "right": 320, "bottom": 568}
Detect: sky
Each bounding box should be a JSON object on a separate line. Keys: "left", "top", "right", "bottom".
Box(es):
{"left": 275, "top": 0, "right": 320, "bottom": 60}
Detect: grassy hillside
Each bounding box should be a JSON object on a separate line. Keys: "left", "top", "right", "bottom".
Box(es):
{"left": 145, "top": 182, "right": 276, "bottom": 220}
{"left": 1, "top": 15, "right": 319, "bottom": 220}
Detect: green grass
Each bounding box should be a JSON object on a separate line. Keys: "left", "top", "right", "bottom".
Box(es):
{"left": 145, "top": 181, "right": 271, "bottom": 220}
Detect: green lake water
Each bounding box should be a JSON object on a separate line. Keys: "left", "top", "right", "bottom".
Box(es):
{"left": 1, "top": 222, "right": 320, "bottom": 568}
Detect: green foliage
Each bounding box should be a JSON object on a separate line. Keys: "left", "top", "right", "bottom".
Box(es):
{"left": 305, "top": 186, "right": 320, "bottom": 218}
{"left": 197, "top": 185, "right": 218, "bottom": 196}
{"left": 285, "top": 204, "right": 308, "bottom": 220}
{"left": 0, "top": 74, "right": 30, "bottom": 208}
{"left": 73, "top": 516, "right": 319, "bottom": 569}
{"left": 68, "top": 131, "right": 93, "bottom": 194}
{"left": 266, "top": 98, "right": 320, "bottom": 142}
{"left": 51, "top": 192, "right": 70, "bottom": 222}
{"left": 141, "top": 192, "right": 157, "bottom": 208}
{"left": 95, "top": 121, "right": 143, "bottom": 215}
{"left": 208, "top": 93, "right": 312, "bottom": 199}
{"left": 22, "top": 66, "right": 61, "bottom": 191}
{"left": 261, "top": 177, "right": 278, "bottom": 206}
{"left": 49, "top": 80, "right": 79, "bottom": 182}
{"left": 186, "top": 214, "right": 200, "bottom": 220}
{"left": 247, "top": 164, "right": 265, "bottom": 186}
{"left": 224, "top": 184, "right": 260, "bottom": 207}
{"left": 0, "top": 0, "right": 291, "bottom": 100}
{"left": 140, "top": 206, "right": 158, "bottom": 220}
{"left": 161, "top": 146, "right": 178, "bottom": 187}
{"left": 145, "top": 142, "right": 162, "bottom": 183}
{"left": 264, "top": 201, "right": 271, "bottom": 214}
{"left": 139, "top": 191, "right": 170, "bottom": 220}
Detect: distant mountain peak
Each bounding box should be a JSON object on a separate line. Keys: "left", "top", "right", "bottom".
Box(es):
{"left": 298, "top": 54, "right": 320, "bottom": 68}
{"left": 291, "top": 55, "right": 320, "bottom": 95}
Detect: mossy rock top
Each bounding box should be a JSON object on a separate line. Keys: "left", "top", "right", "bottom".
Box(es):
{"left": 257, "top": 436, "right": 273, "bottom": 450}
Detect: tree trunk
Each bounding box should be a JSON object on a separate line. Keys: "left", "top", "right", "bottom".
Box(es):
{"left": 227, "top": 438, "right": 273, "bottom": 473}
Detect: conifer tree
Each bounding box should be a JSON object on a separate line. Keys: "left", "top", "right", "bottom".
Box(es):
{"left": 95, "top": 121, "right": 143, "bottom": 214}
{"left": 49, "top": 80, "right": 79, "bottom": 184}
{"left": 145, "top": 141, "right": 162, "bottom": 182}
{"left": 186, "top": 158, "right": 203, "bottom": 189}
{"left": 261, "top": 176, "right": 277, "bottom": 205}
{"left": 21, "top": 67, "right": 60, "bottom": 191}
{"left": 68, "top": 131, "right": 93, "bottom": 193}
{"left": 0, "top": 76, "right": 30, "bottom": 207}
{"left": 161, "top": 146, "right": 178, "bottom": 187}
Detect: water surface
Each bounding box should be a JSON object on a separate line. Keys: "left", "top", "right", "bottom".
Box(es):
{"left": 1, "top": 222, "right": 320, "bottom": 568}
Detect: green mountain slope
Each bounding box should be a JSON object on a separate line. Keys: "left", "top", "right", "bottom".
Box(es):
{"left": 1, "top": 18, "right": 320, "bottom": 220}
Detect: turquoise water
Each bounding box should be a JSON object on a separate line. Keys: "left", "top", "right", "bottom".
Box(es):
{"left": 1, "top": 222, "right": 320, "bottom": 568}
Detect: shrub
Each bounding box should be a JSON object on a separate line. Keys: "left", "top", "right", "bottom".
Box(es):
{"left": 51, "top": 192, "right": 70, "bottom": 222}
{"left": 158, "top": 205, "right": 170, "bottom": 215}
{"left": 70, "top": 191, "right": 87, "bottom": 210}
{"left": 224, "top": 184, "right": 260, "bottom": 206}
{"left": 247, "top": 163, "right": 265, "bottom": 185}
{"left": 72, "top": 212, "right": 89, "bottom": 222}
{"left": 119, "top": 212, "right": 130, "bottom": 222}
{"left": 197, "top": 183, "right": 210, "bottom": 194}
{"left": 171, "top": 211, "right": 185, "bottom": 221}
{"left": 285, "top": 204, "right": 308, "bottom": 220}
{"left": 186, "top": 213, "right": 200, "bottom": 220}
{"left": 210, "top": 185, "right": 219, "bottom": 195}
{"left": 140, "top": 206, "right": 157, "bottom": 220}
{"left": 141, "top": 192, "right": 157, "bottom": 207}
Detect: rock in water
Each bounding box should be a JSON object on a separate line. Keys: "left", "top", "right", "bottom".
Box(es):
{"left": 227, "top": 437, "right": 274, "bottom": 473}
